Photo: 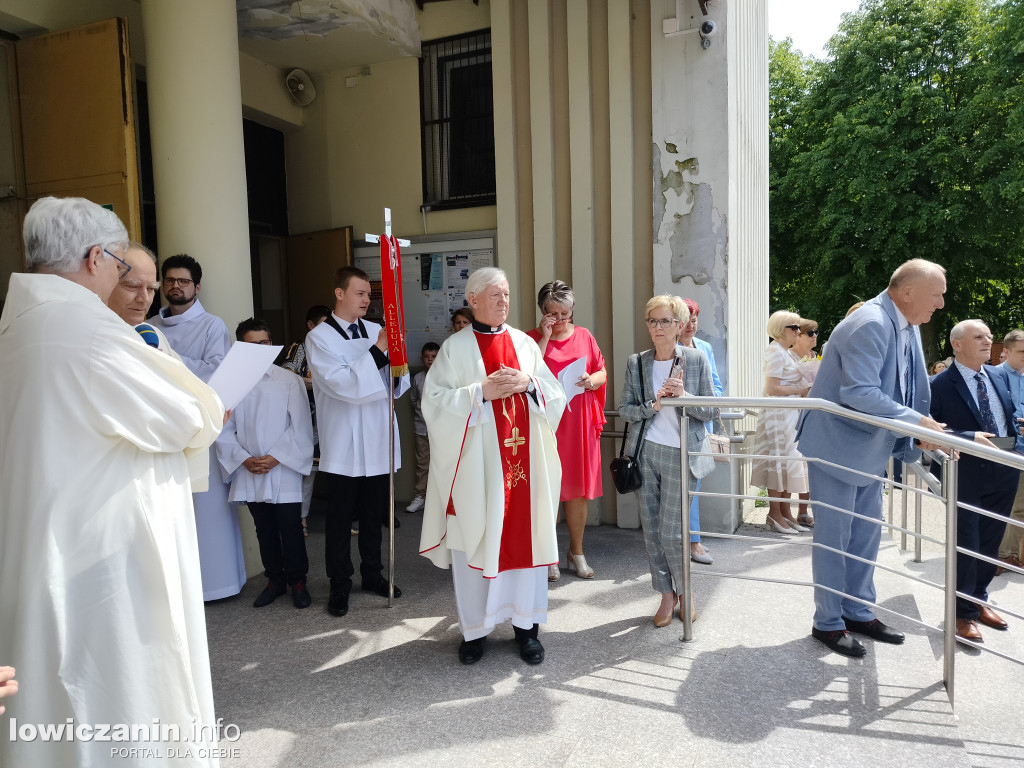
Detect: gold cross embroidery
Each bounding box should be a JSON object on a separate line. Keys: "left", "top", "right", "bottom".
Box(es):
{"left": 503, "top": 426, "right": 525, "bottom": 456}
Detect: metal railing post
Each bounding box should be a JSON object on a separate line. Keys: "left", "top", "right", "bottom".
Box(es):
{"left": 914, "top": 469, "right": 923, "bottom": 563}
{"left": 887, "top": 456, "right": 895, "bottom": 527}
{"left": 680, "top": 407, "right": 693, "bottom": 642}
{"left": 900, "top": 463, "right": 909, "bottom": 551}
{"left": 943, "top": 453, "right": 958, "bottom": 707}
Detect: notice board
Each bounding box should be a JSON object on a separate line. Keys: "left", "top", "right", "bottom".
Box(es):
{"left": 353, "top": 233, "right": 495, "bottom": 361}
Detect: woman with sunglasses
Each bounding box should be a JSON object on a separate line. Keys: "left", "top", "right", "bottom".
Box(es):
{"left": 619, "top": 296, "right": 717, "bottom": 626}
{"left": 749, "top": 310, "right": 811, "bottom": 534}
{"left": 792, "top": 318, "right": 820, "bottom": 527}
{"left": 527, "top": 281, "right": 607, "bottom": 580}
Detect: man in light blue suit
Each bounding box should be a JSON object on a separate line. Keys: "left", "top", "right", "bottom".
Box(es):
{"left": 797, "top": 259, "right": 948, "bottom": 657}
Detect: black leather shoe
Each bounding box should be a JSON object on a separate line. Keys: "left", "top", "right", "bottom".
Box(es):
{"left": 518, "top": 637, "right": 545, "bottom": 664}
{"left": 382, "top": 516, "right": 401, "bottom": 529}
{"left": 291, "top": 581, "right": 312, "bottom": 609}
{"left": 812, "top": 627, "right": 866, "bottom": 657}
{"left": 327, "top": 590, "right": 349, "bottom": 617}
{"left": 844, "top": 617, "right": 905, "bottom": 644}
{"left": 362, "top": 579, "right": 402, "bottom": 598}
{"left": 253, "top": 581, "right": 287, "bottom": 608}
{"left": 513, "top": 624, "right": 545, "bottom": 664}
{"left": 458, "top": 638, "right": 484, "bottom": 665}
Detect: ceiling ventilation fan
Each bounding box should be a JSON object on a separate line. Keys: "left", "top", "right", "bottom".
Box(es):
{"left": 285, "top": 68, "right": 317, "bottom": 106}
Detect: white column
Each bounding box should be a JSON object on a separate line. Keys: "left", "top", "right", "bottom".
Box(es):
{"left": 141, "top": 0, "right": 259, "bottom": 577}
{"left": 528, "top": 0, "right": 556, "bottom": 290}
{"left": 140, "top": 0, "right": 253, "bottom": 328}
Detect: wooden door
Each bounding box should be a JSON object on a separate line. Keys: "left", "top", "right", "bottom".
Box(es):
{"left": 286, "top": 226, "right": 352, "bottom": 345}
{"left": 16, "top": 18, "right": 141, "bottom": 239}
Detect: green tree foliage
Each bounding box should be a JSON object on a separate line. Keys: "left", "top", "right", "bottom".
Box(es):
{"left": 769, "top": 0, "right": 1024, "bottom": 360}
{"left": 969, "top": 0, "right": 1024, "bottom": 332}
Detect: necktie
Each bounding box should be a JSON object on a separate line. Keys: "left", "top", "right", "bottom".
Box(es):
{"left": 348, "top": 323, "right": 360, "bottom": 339}
{"left": 904, "top": 327, "right": 915, "bottom": 406}
{"left": 975, "top": 373, "right": 1000, "bottom": 435}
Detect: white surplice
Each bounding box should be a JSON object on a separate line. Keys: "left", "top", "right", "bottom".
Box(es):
{"left": 217, "top": 365, "right": 314, "bottom": 504}
{"left": 0, "top": 273, "right": 225, "bottom": 768}
{"left": 151, "top": 299, "right": 245, "bottom": 599}
{"left": 418, "top": 325, "right": 565, "bottom": 638}
{"left": 304, "top": 315, "right": 410, "bottom": 477}
{"left": 149, "top": 299, "right": 229, "bottom": 383}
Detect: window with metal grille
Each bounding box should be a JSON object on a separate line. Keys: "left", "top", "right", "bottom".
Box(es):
{"left": 419, "top": 30, "right": 495, "bottom": 210}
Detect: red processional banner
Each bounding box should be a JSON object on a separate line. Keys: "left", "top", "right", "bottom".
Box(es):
{"left": 379, "top": 234, "right": 409, "bottom": 377}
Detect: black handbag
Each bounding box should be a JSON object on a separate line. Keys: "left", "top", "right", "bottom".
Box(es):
{"left": 610, "top": 354, "right": 649, "bottom": 494}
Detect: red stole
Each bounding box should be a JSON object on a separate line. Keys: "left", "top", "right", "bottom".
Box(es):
{"left": 447, "top": 330, "right": 534, "bottom": 572}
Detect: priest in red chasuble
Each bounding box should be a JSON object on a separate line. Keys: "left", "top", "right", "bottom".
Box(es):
{"left": 420, "top": 267, "right": 566, "bottom": 665}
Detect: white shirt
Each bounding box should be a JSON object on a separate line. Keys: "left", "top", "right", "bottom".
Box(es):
{"left": 954, "top": 360, "right": 1007, "bottom": 436}
{"left": 218, "top": 364, "right": 314, "bottom": 503}
{"left": 305, "top": 315, "right": 410, "bottom": 477}
{"left": 646, "top": 358, "right": 683, "bottom": 448}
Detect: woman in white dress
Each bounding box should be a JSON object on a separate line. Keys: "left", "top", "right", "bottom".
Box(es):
{"left": 749, "top": 310, "right": 811, "bottom": 534}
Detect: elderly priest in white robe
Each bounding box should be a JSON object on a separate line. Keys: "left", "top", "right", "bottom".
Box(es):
{"left": 420, "top": 267, "right": 565, "bottom": 665}
{"left": 0, "top": 197, "right": 225, "bottom": 767}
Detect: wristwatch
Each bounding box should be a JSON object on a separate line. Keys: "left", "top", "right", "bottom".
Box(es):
{"left": 526, "top": 380, "right": 536, "bottom": 394}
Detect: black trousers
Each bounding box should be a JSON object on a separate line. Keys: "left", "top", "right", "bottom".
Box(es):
{"left": 955, "top": 461, "right": 1018, "bottom": 618}
{"left": 323, "top": 472, "right": 388, "bottom": 595}
{"left": 248, "top": 502, "right": 309, "bottom": 586}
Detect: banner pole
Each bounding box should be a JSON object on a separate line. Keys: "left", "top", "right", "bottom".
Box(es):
{"left": 388, "top": 355, "right": 395, "bottom": 608}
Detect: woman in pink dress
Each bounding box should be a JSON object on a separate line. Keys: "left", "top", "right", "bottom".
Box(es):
{"left": 528, "top": 281, "right": 607, "bottom": 581}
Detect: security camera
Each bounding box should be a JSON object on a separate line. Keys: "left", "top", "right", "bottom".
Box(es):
{"left": 699, "top": 20, "right": 716, "bottom": 36}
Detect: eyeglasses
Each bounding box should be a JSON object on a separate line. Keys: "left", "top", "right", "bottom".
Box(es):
{"left": 784, "top": 324, "right": 801, "bottom": 332}
{"left": 546, "top": 312, "right": 572, "bottom": 321}
{"left": 805, "top": 329, "right": 819, "bottom": 337}
{"left": 163, "top": 277, "right": 194, "bottom": 288}
{"left": 85, "top": 247, "right": 131, "bottom": 280}
{"left": 646, "top": 317, "right": 678, "bottom": 329}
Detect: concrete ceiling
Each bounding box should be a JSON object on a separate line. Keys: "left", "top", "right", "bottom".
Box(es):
{"left": 236, "top": 0, "right": 421, "bottom": 74}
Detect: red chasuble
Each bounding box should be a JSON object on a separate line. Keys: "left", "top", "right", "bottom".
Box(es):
{"left": 447, "top": 330, "right": 534, "bottom": 573}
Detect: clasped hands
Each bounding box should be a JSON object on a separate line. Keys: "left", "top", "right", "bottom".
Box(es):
{"left": 481, "top": 365, "right": 531, "bottom": 401}
{"left": 243, "top": 455, "right": 281, "bottom": 475}
{"left": 653, "top": 376, "right": 688, "bottom": 411}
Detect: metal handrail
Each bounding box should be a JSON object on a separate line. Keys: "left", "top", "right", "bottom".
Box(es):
{"left": 661, "top": 394, "right": 1024, "bottom": 708}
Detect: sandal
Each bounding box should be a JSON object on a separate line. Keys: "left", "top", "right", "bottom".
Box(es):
{"left": 797, "top": 514, "right": 814, "bottom": 528}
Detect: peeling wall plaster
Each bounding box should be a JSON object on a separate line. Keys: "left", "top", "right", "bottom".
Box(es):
{"left": 668, "top": 183, "right": 726, "bottom": 285}
{"left": 652, "top": 139, "right": 729, "bottom": 386}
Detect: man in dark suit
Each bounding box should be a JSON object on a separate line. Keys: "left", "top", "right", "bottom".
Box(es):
{"left": 930, "top": 319, "right": 1021, "bottom": 643}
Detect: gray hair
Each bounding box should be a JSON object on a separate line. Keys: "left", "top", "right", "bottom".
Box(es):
{"left": 24, "top": 196, "right": 129, "bottom": 274}
{"left": 949, "top": 319, "right": 987, "bottom": 343}
{"left": 465, "top": 267, "right": 508, "bottom": 298}
{"left": 128, "top": 241, "right": 156, "bottom": 263}
{"left": 537, "top": 280, "right": 574, "bottom": 313}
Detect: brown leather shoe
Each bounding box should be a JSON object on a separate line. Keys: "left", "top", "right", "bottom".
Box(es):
{"left": 956, "top": 618, "right": 983, "bottom": 643}
{"left": 977, "top": 605, "right": 1009, "bottom": 630}
{"left": 996, "top": 553, "right": 1022, "bottom": 576}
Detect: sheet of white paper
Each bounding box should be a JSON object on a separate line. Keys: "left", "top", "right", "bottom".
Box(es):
{"left": 208, "top": 342, "right": 283, "bottom": 411}
{"left": 557, "top": 357, "right": 588, "bottom": 413}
